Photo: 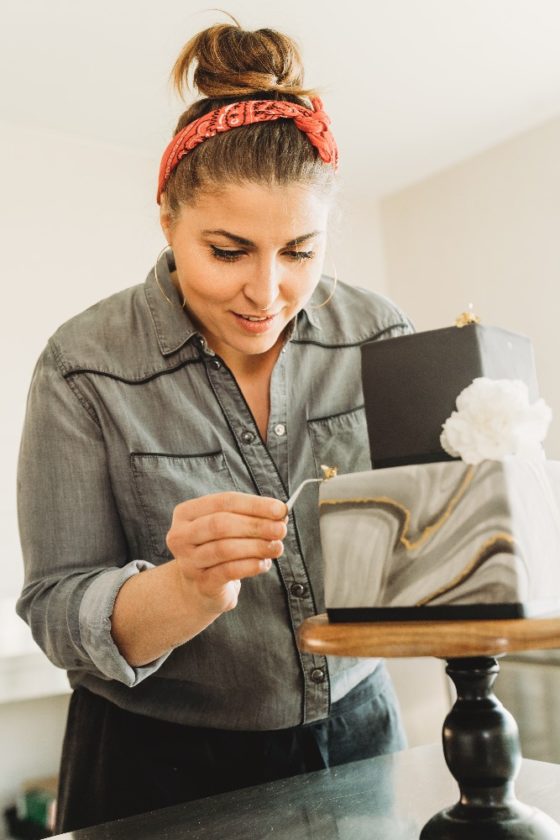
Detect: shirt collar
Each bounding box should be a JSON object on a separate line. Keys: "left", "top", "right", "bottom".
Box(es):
{"left": 144, "top": 248, "right": 200, "bottom": 357}
{"left": 144, "top": 247, "right": 322, "bottom": 358}
{"left": 296, "top": 293, "right": 322, "bottom": 331}
{"left": 290, "top": 283, "right": 326, "bottom": 337}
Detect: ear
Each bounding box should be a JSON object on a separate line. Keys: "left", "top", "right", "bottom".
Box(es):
{"left": 159, "top": 197, "right": 173, "bottom": 245}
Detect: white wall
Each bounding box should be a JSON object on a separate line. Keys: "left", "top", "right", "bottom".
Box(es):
{"left": 331, "top": 193, "right": 388, "bottom": 295}
{"left": 380, "top": 114, "right": 560, "bottom": 457}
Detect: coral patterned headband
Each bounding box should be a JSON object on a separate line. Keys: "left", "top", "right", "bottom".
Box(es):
{"left": 157, "top": 96, "right": 338, "bottom": 204}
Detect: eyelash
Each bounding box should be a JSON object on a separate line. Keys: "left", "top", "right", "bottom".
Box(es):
{"left": 210, "top": 245, "right": 315, "bottom": 263}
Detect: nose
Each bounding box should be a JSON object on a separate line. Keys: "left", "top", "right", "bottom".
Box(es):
{"left": 243, "top": 257, "right": 281, "bottom": 310}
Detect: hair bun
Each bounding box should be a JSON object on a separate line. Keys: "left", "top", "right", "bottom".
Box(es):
{"left": 171, "top": 23, "right": 314, "bottom": 99}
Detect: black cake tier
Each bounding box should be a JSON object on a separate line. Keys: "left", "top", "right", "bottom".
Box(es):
{"left": 361, "top": 323, "right": 538, "bottom": 469}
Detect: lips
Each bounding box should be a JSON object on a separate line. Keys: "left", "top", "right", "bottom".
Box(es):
{"left": 231, "top": 311, "right": 279, "bottom": 334}
{"left": 237, "top": 313, "right": 275, "bottom": 321}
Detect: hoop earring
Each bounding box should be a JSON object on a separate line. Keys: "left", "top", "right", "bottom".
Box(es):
{"left": 154, "top": 245, "right": 187, "bottom": 309}
{"left": 310, "top": 258, "right": 338, "bottom": 310}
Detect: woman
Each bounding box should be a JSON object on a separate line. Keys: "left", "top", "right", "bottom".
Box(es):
{"left": 17, "top": 20, "right": 412, "bottom": 833}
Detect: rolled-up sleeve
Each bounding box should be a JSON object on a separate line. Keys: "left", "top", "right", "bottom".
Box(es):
{"left": 16, "top": 342, "right": 171, "bottom": 686}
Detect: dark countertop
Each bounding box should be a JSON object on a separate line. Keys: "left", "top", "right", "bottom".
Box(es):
{"left": 52, "top": 744, "right": 560, "bottom": 840}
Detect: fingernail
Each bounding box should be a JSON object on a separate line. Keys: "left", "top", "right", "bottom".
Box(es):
{"left": 272, "top": 500, "right": 286, "bottom": 517}
{"left": 262, "top": 558, "right": 272, "bottom": 570}
{"left": 268, "top": 540, "right": 283, "bottom": 553}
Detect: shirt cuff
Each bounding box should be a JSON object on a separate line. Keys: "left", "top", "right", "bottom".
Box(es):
{"left": 79, "top": 560, "right": 172, "bottom": 687}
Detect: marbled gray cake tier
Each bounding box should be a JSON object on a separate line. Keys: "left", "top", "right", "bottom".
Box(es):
{"left": 319, "top": 459, "right": 560, "bottom": 619}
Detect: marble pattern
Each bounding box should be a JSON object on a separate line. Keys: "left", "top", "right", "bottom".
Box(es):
{"left": 319, "top": 459, "right": 560, "bottom": 611}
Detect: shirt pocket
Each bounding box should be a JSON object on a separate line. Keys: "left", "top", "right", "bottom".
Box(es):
{"left": 130, "top": 450, "right": 239, "bottom": 560}
{"left": 307, "top": 405, "right": 372, "bottom": 479}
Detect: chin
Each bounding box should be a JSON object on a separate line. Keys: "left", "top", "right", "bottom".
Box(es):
{"left": 241, "top": 335, "right": 281, "bottom": 353}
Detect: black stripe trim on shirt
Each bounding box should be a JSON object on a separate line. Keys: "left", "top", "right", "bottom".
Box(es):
{"left": 291, "top": 321, "right": 410, "bottom": 349}
{"left": 62, "top": 356, "right": 203, "bottom": 385}
{"left": 307, "top": 404, "right": 365, "bottom": 425}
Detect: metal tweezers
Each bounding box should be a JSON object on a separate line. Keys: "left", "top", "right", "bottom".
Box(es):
{"left": 285, "top": 465, "right": 337, "bottom": 512}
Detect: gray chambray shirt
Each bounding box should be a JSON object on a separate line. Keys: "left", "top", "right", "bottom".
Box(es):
{"left": 16, "top": 249, "right": 412, "bottom": 730}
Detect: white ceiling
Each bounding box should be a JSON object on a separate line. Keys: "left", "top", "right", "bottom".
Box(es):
{"left": 4, "top": 0, "right": 560, "bottom": 198}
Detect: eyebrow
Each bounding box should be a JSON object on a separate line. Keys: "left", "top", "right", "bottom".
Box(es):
{"left": 201, "top": 229, "right": 323, "bottom": 248}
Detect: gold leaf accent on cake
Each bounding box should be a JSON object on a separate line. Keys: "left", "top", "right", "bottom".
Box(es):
{"left": 320, "top": 464, "right": 338, "bottom": 480}
{"left": 455, "top": 310, "right": 481, "bottom": 327}
{"left": 319, "top": 466, "right": 474, "bottom": 551}
{"left": 415, "top": 532, "right": 518, "bottom": 606}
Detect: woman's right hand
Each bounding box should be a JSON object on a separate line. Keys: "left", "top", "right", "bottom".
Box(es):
{"left": 112, "top": 492, "right": 288, "bottom": 667}
{"left": 166, "top": 492, "right": 288, "bottom": 618}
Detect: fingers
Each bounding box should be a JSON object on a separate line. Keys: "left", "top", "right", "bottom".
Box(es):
{"left": 187, "top": 538, "right": 284, "bottom": 572}
{"left": 193, "top": 558, "right": 273, "bottom": 611}
{"left": 187, "top": 511, "right": 287, "bottom": 547}
{"left": 167, "top": 493, "right": 288, "bottom": 595}
{"left": 206, "top": 557, "right": 273, "bottom": 586}
{"left": 175, "top": 492, "right": 287, "bottom": 523}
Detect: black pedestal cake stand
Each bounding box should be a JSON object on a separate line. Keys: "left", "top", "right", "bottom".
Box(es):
{"left": 299, "top": 615, "right": 560, "bottom": 839}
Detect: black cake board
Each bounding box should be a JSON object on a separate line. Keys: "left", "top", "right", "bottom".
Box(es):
{"left": 327, "top": 601, "right": 560, "bottom": 622}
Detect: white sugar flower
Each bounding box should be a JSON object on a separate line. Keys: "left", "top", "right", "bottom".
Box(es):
{"left": 440, "top": 377, "right": 552, "bottom": 465}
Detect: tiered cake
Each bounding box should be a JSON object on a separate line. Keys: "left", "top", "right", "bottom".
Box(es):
{"left": 320, "top": 321, "right": 560, "bottom": 620}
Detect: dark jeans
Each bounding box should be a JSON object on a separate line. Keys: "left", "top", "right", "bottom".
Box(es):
{"left": 55, "top": 665, "right": 406, "bottom": 834}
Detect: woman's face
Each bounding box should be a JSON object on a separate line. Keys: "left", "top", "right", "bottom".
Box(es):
{"left": 160, "top": 182, "right": 329, "bottom": 369}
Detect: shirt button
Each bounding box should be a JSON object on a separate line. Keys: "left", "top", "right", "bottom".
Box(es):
{"left": 241, "top": 430, "right": 255, "bottom": 444}
{"left": 290, "top": 583, "right": 308, "bottom": 598}
{"left": 210, "top": 359, "right": 221, "bottom": 370}
{"left": 274, "top": 423, "right": 286, "bottom": 437}
{"left": 310, "top": 668, "right": 326, "bottom": 684}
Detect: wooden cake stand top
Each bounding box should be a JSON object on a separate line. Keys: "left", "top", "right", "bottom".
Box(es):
{"left": 298, "top": 613, "right": 560, "bottom": 659}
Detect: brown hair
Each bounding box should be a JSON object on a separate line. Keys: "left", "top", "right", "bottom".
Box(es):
{"left": 162, "top": 20, "right": 337, "bottom": 217}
